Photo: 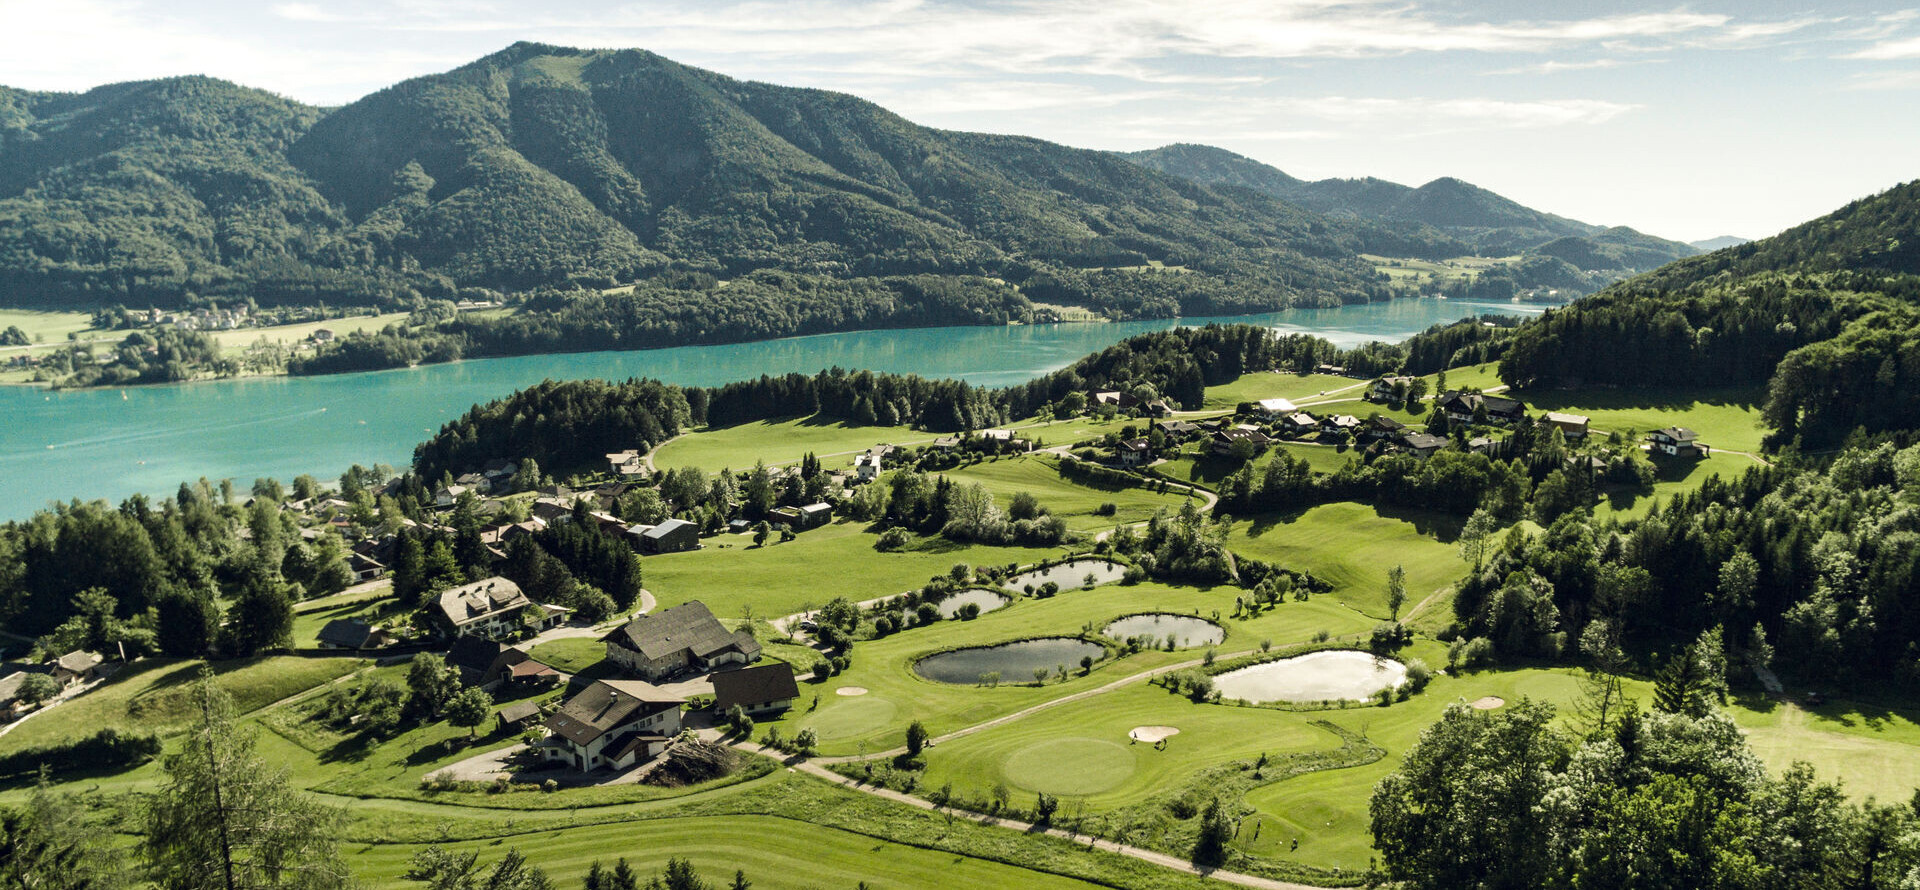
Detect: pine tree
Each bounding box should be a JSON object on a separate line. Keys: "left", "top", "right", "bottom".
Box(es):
{"left": 144, "top": 671, "right": 351, "bottom": 890}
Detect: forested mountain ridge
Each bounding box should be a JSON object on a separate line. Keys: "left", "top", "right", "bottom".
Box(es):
{"left": 1500, "top": 178, "right": 1920, "bottom": 446}
{"left": 1123, "top": 143, "right": 1699, "bottom": 295}
{"left": 0, "top": 42, "right": 1473, "bottom": 312}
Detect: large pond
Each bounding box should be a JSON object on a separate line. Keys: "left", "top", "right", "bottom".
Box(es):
{"left": 937, "top": 588, "right": 1011, "bottom": 619}
{"left": 1212, "top": 650, "right": 1407, "bottom": 703}
{"left": 0, "top": 299, "right": 1538, "bottom": 520}
{"left": 1103, "top": 613, "right": 1224, "bottom": 648}
{"left": 1006, "top": 559, "right": 1129, "bottom": 591}
{"left": 914, "top": 637, "right": 1107, "bottom": 685}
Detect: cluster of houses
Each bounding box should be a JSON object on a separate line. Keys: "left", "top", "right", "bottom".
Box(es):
{"left": 142, "top": 305, "right": 252, "bottom": 331}
{"left": 0, "top": 650, "right": 109, "bottom": 722}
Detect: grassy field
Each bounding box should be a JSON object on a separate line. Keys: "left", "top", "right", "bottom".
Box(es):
{"left": 1226, "top": 503, "right": 1465, "bottom": 621}
{"left": 0, "top": 309, "right": 99, "bottom": 344}
{"left": 1729, "top": 694, "right": 1920, "bottom": 802}
{"left": 641, "top": 521, "right": 1065, "bottom": 621}
{"left": 1157, "top": 441, "right": 1361, "bottom": 487}
{"left": 291, "top": 592, "right": 403, "bottom": 647}
{"left": 1363, "top": 255, "right": 1515, "bottom": 288}
{"left": 209, "top": 313, "right": 412, "bottom": 354}
{"left": 940, "top": 454, "right": 1198, "bottom": 532}
{"left": 1202, "top": 373, "right": 1359, "bottom": 411}
{"left": 0, "top": 655, "right": 367, "bottom": 750}
{"left": 1508, "top": 385, "right": 1768, "bottom": 454}
{"left": 653, "top": 416, "right": 927, "bottom": 472}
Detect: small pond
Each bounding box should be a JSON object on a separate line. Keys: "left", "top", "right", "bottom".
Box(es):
{"left": 1005, "top": 558, "right": 1128, "bottom": 591}
{"left": 938, "top": 588, "right": 1011, "bottom": 619}
{"left": 1103, "top": 613, "right": 1224, "bottom": 648}
{"left": 1212, "top": 650, "right": 1407, "bottom": 703}
{"left": 914, "top": 637, "right": 1107, "bottom": 684}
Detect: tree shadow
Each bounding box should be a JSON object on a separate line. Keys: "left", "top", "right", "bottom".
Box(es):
{"left": 1511, "top": 385, "right": 1766, "bottom": 413}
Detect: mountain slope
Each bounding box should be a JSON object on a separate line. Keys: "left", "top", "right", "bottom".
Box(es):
{"left": 0, "top": 44, "right": 1473, "bottom": 311}
{"left": 1122, "top": 143, "right": 1698, "bottom": 294}
{"left": 1498, "top": 178, "right": 1920, "bottom": 445}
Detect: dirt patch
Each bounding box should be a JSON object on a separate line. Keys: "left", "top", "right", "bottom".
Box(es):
{"left": 1128, "top": 725, "right": 1180, "bottom": 743}
{"left": 835, "top": 686, "right": 869, "bottom": 696}
{"left": 1470, "top": 696, "right": 1505, "bottom": 710}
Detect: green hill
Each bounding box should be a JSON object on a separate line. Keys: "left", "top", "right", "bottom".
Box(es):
{"left": 1122, "top": 143, "right": 1698, "bottom": 294}
{"left": 0, "top": 43, "right": 1465, "bottom": 313}
{"left": 1498, "top": 178, "right": 1920, "bottom": 445}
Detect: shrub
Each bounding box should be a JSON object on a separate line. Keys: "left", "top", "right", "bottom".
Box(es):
{"left": 1095, "top": 502, "right": 1118, "bottom": 516}
{"left": 811, "top": 662, "right": 832, "bottom": 682}
{"left": 1404, "top": 658, "right": 1433, "bottom": 692}
{"left": 876, "top": 527, "right": 912, "bottom": 551}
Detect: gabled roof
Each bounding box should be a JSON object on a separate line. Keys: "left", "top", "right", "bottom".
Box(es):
{"left": 1256, "top": 398, "right": 1297, "bottom": 413}
{"left": 54, "top": 651, "right": 102, "bottom": 674}
{"left": 603, "top": 601, "right": 759, "bottom": 662}
{"left": 1654, "top": 426, "right": 1699, "bottom": 441}
{"left": 1543, "top": 412, "right": 1590, "bottom": 426}
{"left": 317, "top": 618, "right": 384, "bottom": 649}
{"left": 446, "top": 636, "right": 517, "bottom": 676}
{"left": 498, "top": 700, "right": 543, "bottom": 724}
{"left": 435, "top": 577, "right": 533, "bottom": 628}
{"left": 545, "top": 679, "right": 684, "bottom": 746}
{"left": 643, "top": 518, "right": 696, "bottom": 540}
{"left": 710, "top": 663, "right": 802, "bottom": 711}
{"left": 1401, "top": 433, "right": 1449, "bottom": 451}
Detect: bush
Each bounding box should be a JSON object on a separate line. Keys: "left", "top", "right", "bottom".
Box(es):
{"left": 0, "top": 727, "right": 162, "bottom": 780}
{"left": 811, "top": 662, "right": 832, "bottom": 682}
{"left": 1095, "top": 502, "right": 1118, "bottom": 516}
{"left": 1404, "top": 658, "right": 1433, "bottom": 692}
{"left": 1449, "top": 636, "right": 1495, "bottom": 671}
{"left": 1369, "top": 621, "right": 1413, "bottom": 653}
{"left": 876, "top": 527, "right": 912, "bottom": 551}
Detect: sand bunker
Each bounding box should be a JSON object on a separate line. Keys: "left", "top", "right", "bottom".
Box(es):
{"left": 1128, "top": 725, "right": 1180, "bottom": 743}
{"left": 1470, "top": 696, "right": 1505, "bottom": 710}
{"left": 835, "top": 686, "right": 869, "bottom": 696}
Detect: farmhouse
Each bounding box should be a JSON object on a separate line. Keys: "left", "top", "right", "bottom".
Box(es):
{"left": 1650, "top": 427, "right": 1710, "bottom": 458}
{"left": 770, "top": 502, "right": 833, "bottom": 530}
{"left": 639, "top": 517, "right": 700, "bottom": 553}
{"left": 1436, "top": 391, "right": 1526, "bottom": 426}
{"left": 1542, "top": 412, "right": 1591, "bottom": 440}
{"left": 603, "top": 601, "right": 762, "bottom": 681}
{"left": 432, "top": 577, "right": 567, "bottom": 640}
{"left": 1369, "top": 376, "right": 1415, "bottom": 402}
{"left": 854, "top": 445, "right": 895, "bottom": 482}
{"left": 1321, "top": 414, "right": 1361, "bottom": 436}
{"left": 1091, "top": 390, "right": 1140, "bottom": 409}
{"left": 709, "top": 663, "right": 802, "bottom": 716}
{"left": 607, "top": 450, "right": 644, "bottom": 476}
{"left": 1399, "top": 432, "right": 1450, "bottom": 458}
{"left": 1281, "top": 412, "right": 1321, "bottom": 435}
{"left": 1361, "top": 415, "right": 1407, "bottom": 443}
{"left": 49, "top": 650, "right": 104, "bottom": 687}
{"left": 1253, "top": 397, "right": 1298, "bottom": 418}
{"left": 538, "top": 679, "right": 685, "bottom": 772}
{"left": 1114, "top": 437, "right": 1153, "bottom": 467}
{"left": 1211, "top": 427, "right": 1272, "bottom": 456}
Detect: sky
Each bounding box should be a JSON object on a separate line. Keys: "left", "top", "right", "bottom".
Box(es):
{"left": 2, "top": 1, "right": 1918, "bottom": 243}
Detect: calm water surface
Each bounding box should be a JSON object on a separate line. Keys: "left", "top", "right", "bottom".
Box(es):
{"left": 1213, "top": 650, "right": 1409, "bottom": 703}
{"left": 1103, "top": 613, "right": 1225, "bottom": 648}
{"left": 914, "top": 637, "right": 1107, "bottom": 684}
{"left": 0, "top": 299, "right": 1534, "bottom": 519}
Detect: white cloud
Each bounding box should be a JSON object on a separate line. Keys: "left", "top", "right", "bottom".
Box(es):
{"left": 1847, "top": 34, "right": 1920, "bottom": 59}
{"left": 1485, "top": 58, "right": 1647, "bottom": 76}
{"left": 1846, "top": 68, "right": 1920, "bottom": 89}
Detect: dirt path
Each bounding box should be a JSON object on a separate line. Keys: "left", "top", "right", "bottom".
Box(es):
{"left": 741, "top": 741, "right": 1329, "bottom": 890}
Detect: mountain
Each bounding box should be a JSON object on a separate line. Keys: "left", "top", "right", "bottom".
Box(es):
{"left": 0, "top": 44, "right": 1477, "bottom": 312}
{"left": 1499, "top": 178, "right": 1920, "bottom": 445}
{"left": 1122, "top": 143, "right": 1698, "bottom": 295}
{"left": 1690, "top": 235, "right": 1750, "bottom": 251}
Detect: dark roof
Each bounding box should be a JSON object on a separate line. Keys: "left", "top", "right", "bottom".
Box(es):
{"left": 1117, "top": 438, "right": 1151, "bottom": 453}
{"left": 710, "top": 663, "right": 802, "bottom": 711}
{"left": 1368, "top": 415, "right": 1406, "bottom": 431}
{"left": 546, "top": 680, "right": 683, "bottom": 745}
{"left": 435, "top": 577, "right": 533, "bottom": 628}
{"left": 446, "top": 637, "right": 528, "bottom": 677}
{"left": 1402, "top": 433, "right": 1449, "bottom": 451}
{"left": 604, "top": 602, "right": 759, "bottom": 662}
{"left": 317, "top": 618, "right": 383, "bottom": 649}
{"left": 1654, "top": 427, "right": 1699, "bottom": 441}
{"left": 643, "top": 518, "right": 697, "bottom": 540}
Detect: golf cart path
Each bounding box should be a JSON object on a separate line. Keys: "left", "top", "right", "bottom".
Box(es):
{"left": 743, "top": 742, "right": 1328, "bottom": 890}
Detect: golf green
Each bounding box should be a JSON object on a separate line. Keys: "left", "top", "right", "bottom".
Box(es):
{"left": 1002, "top": 737, "right": 1138, "bottom": 796}
{"left": 811, "top": 695, "right": 899, "bottom": 741}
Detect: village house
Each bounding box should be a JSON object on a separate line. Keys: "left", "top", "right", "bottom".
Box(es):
{"left": 1436, "top": 391, "right": 1527, "bottom": 426}
{"left": 316, "top": 618, "right": 395, "bottom": 651}
{"left": 445, "top": 637, "right": 561, "bottom": 692}
{"left": 347, "top": 552, "right": 387, "bottom": 582}
{"left": 1650, "top": 427, "right": 1710, "bottom": 458}
{"left": 1399, "top": 432, "right": 1450, "bottom": 458}
{"left": 638, "top": 517, "right": 700, "bottom": 553}
{"left": 431, "top": 577, "right": 568, "bottom": 640}
{"left": 1114, "top": 437, "right": 1153, "bottom": 468}
{"left": 602, "top": 601, "right": 761, "bottom": 681}
{"left": 454, "top": 473, "right": 493, "bottom": 495}
{"left": 710, "top": 663, "right": 802, "bottom": 716}
{"left": 1542, "top": 412, "right": 1592, "bottom": 440}
{"left": 1252, "top": 397, "right": 1298, "bottom": 418}
{"left": 1361, "top": 415, "right": 1408, "bottom": 443}
{"left": 853, "top": 445, "right": 895, "bottom": 482}
{"left": 497, "top": 700, "right": 544, "bottom": 734}
{"left": 1368, "top": 376, "right": 1416, "bottom": 402}
{"left": 1281, "top": 412, "right": 1322, "bottom": 436}
{"left": 48, "top": 650, "right": 105, "bottom": 688}
{"left": 537, "top": 679, "right": 685, "bottom": 772}
{"left": 1091, "top": 390, "right": 1140, "bottom": 410}
{"left": 1154, "top": 420, "right": 1202, "bottom": 442}
{"left": 1211, "top": 427, "right": 1272, "bottom": 457}
{"left": 607, "top": 450, "right": 644, "bottom": 477}
{"left": 976, "top": 429, "right": 1035, "bottom": 453}
{"left": 1321, "top": 414, "right": 1362, "bottom": 436}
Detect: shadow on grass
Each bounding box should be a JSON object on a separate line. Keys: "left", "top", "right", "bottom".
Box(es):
{"left": 1510, "top": 385, "right": 1766, "bottom": 413}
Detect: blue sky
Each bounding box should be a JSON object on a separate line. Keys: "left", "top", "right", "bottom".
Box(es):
{"left": 3, "top": 0, "right": 1917, "bottom": 243}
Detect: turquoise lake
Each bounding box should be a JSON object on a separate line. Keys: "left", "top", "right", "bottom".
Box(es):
{"left": 0, "top": 299, "right": 1536, "bottom": 519}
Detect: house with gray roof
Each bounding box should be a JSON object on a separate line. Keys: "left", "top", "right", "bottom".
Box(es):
{"left": 536, "top": 679, "right": 684, "bottom": 772}
{"left": 431, "top": 577, "right": 567, "bottom": 640}
{"left": 638, "top": 518, "right": 699, "bottom": 553}
{"left": 602, "top": 601, "right": 760, "bottom": 681}
{"left": 710, "top": 663, "right": 801, "bottom": 716}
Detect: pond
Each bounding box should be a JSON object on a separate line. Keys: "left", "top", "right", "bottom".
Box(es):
{"left": 1005, "top": 558, "right": 1128, "bottom": 592}
{"left": 1103, "top": 613, "right": 1224, "bottom": 648}
{"left": 1212, "top": 650, "right": 1407, "bottom": 703}
{"left": 914, "top": 637, "right": 1107, "bottom": 685}
{"left": 937, "top": 588, "right": 1011, "bottom": 619}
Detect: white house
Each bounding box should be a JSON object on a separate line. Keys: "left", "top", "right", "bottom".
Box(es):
{"left": 538, "top": 679, "right": 685, "bottom": 772}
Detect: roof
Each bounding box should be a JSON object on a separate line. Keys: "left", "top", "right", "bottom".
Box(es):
{"left": 799, "top": 503, "right": 832, "bottom": 516}
{"left": 711, "top": 663, "right": 802, "bottom": 711}
{"left": 446, "top": 636, "right": 517, "bottom": 676}
{"left": 1543, "top": 412, "right": 1590, "bottom": 425}
{"left": 1117, "top": 438, "right": 1151, "bottom": 453}
{"left": 1402, "top": 433, "right": 1449, "bottom": 451}
{"left": 436, "top": 577, "right": 534, "bottom": 628}
{"left": 1654, "top": 427, "right": 1699, "bottom": 441}
{"left": 604, "top": 601, "right": 761, "bottom": 662}
{"left": 1369, "top": 415, "right": 1407, "bottom": 431}
{"left": 643, "top": 518, "right": 696, "bottom": 540}
{"left": 55, "top": 651, "right": 103, "bottom": 674}
{"left": 317, "top": 618, "right": 383, "bottom": 648}
{"left": 1326, "top": 415, "right": 1360, "bottom": 427}
{"left": 1256, "top": 398, "right": 1298, "bottom": 413}
{"left": 545, "top": 679, "right": 684, "bottom": 746}
{"left": 498, "top": 700, "right": 543, "bottom": 724}
{"left": 509, "top": 659, "right": 559, "bottom": 680}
